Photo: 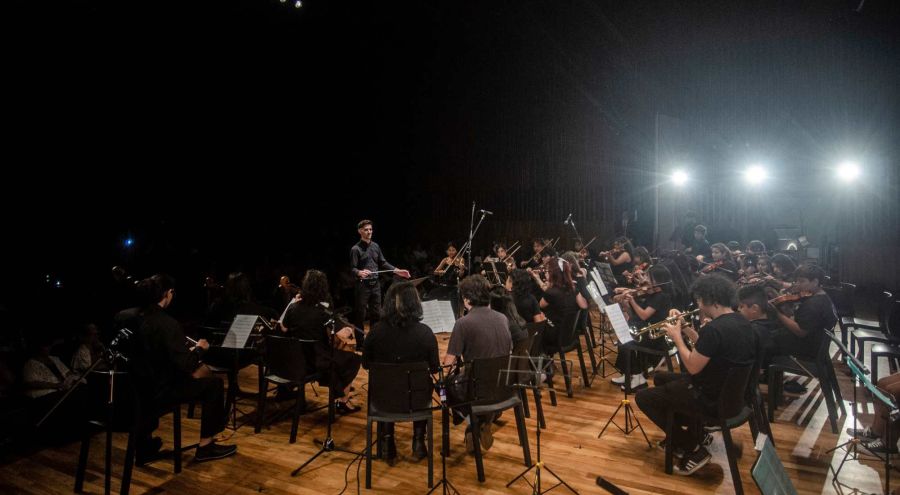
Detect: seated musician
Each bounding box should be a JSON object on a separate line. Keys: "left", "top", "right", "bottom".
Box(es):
{"left": 635, "top": 274, "right": 756, "bottom": 476}
{"left": 539, "top": 257, "right": 589, "bottom": 353}
{"left": 561, "top": 251, "right": 591, "bottom": 302}
{"left": 602, "top": 237, "right": 634, "bottom": 286}
{"left": 769, "top": 253, "right": 798, "bottom": 291}
{"left": 362, "top": 281, "right": 439, "bottom": 464}
{"left": 494, "top": 243, "right": 515, "bottom": 271}
{"left": 685, "top": 224, "right": 712, "bottom": 260}
{"left": 282, "top": 270, "right": 362, "bottom": 414}
{"left": 613, "top": 265, "right": 676, "bottom": 390}
{"left": 736, "top": 284, "right": 780, "bottom": 367}
{"left": 490, "top": 286, "right": 529, "bottom": 345}
{"left": 769, "top": 264, "right": 837, "bottom": 363}
{"left": 520, "top": 238, "right": 547, "bottom": 269}
{"left": 528, "top": 247, "right": 557, "bottom": 293}
{"left": 847, "top": 370, "right": 900, "bottom": 454}
{"left": 506, "top": 269, "right": 547, "bottom": 325}
{"left": 698, "top": 243, "right": 739, "bottom": 280}
{"left": 442, "top": 275, "right": 512, "bottom": 453}
{"left": 131, "top": 274, "right": 237, "bottom": 463}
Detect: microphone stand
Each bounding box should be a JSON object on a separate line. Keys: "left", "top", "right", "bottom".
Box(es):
{"left": 291, "top": 313, "right": 363, "bottom": 477}
{"left": 565, "top": 215, "right": 582, "bottom": 247}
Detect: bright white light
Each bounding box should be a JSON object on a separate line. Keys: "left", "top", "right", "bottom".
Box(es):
{"left": 294, "top": 0, "right": 302, "bottom": 7}
{"left": 744, "top": 165, "right": 767, "bottom": 185}
{"left": 671, "top": 169, "right": 688, "bottom": 186}
{"left": 837, "top": 161, "right": 860, "bottom": 182}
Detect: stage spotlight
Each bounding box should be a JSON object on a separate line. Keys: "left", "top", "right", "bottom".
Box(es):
{"left": 837, "top": 161, "right": 860, "bottom": 182}
{"left": 124, "top": 238, "right": 134, "bottom": 248}
{"left": 294, "top": 0, "right": 302, "bottom": 7}
{"left": 743, "top": 165, "right": 767, "bottom": 185}
{"left": 671, "top": 169, "right": 688, "bottom": 186}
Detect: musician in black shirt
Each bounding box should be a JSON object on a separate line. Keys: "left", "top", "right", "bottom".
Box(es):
{"left": 737, "top": 284, "right": 780, "bottom": 367}
{"left": 132, "top": 274, "right": 236, "bottom": 463}
{"left": 362, "top": 281, "right": 439, "bottom": 463}
{"left": 350, "top": 219, "right": 410, "bottom": 332}
{"left": 771, "top": 264, "right": 837, "bottom": 361}
{"left": 506, "top": 269, "right": 546, "bottom": 324}
{"left": 635, "top": 274, "right": 756, "bottom": 476}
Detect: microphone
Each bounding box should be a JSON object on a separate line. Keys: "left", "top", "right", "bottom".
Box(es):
{"left": 564, "top": 213, "right": 573, "bottom": 225}
{"left": 480, "top": 209, "right": 494, "bottom": 215}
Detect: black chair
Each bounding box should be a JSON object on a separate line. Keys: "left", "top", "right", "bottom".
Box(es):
{"left": 256, "top": 335, "right": 321, "bottom": 443}
{"left": 824, "top": 282, "right": 855, "bottom": 348}
{"left": 74, "top": 370, "right": 192, "bottom": 495}
{"left": 465, "top": 355, "right": 533, "bottom": 482}
{"left": 511, "top": 330, "right": 547, "bottom": 429}
{"left": 848, "top": 290, "right": 894, "bottom": 360}
{"left": 767, "top": 332, "right": 845, "bottom": 433}
{"left": 866, "top": 300, "right": 900, "bottom": 384}
{"left": 544, "top": 309, "right": 590, "bottom": 397}
{"left": 364, "top": 362, "right": 434, "bottom": 489}
{"left": 664, "top": 365, "right": 754, "bottom": 495}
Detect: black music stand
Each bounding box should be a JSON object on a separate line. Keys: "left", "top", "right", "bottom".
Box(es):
{"left": 505, "top": 355, "right": 578, "bottom": 495}
{"left": 209, "top": 314, "right": 269, "bottom": 430}
{"left": 426, "top": 365, "right": 464, "bottom": 495}
{"left": 291, "top": 311, "right": 363, "bottom": 477}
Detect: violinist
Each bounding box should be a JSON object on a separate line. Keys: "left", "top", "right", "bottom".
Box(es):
{"left": 528, "top": 246, "right": 557, "bottom": 292}
{"left": 770, "top": 264, "right": 837, "bottom": 363}
{"left": 622, "top": 246, "right": 652, "bottom": 286}
{"left": 769, "top": 254, "right": 798, "bottom": 291}
{"left": 612, "top": 265, "right": 676, "bottom": 390}
{"left": 736, "top": 284, "right": 780, "bottom": 367}
{"left": 495, "top": 243, "right": 516, "bottom": 272}
{"left": 506, "top": 269, "right": 547, "bottom": 324}
{"left": 521, "top": 238, "right": 548, "bottom": 269}
{"left": 434, "top": 242, "right": 467, "bottom": 285}
{"left": 601, "top": 237, "right": 634, "bottom": 286}
{"left": 539, "top": 257, "right": 589, "bottom": 354}
{"left": 698, "top": 243, "right": 739, "bottom": 281}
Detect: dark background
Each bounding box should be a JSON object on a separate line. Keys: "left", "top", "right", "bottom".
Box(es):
{"left": 2, "top": 0, "right": 899, "bottom": 329}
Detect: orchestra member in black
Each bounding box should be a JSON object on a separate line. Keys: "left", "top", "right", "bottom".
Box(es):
{"left": 635, "top": 274, "right": 756, "bottom": 476}
{"left": 769, "top": 254, "right": 797, "bottom": 290}
{"left": 770, "top": 264, "right": 837, "bottom": 362}
{"left": 613, "top": 265, "right": 675, "bottom": 390}
{"left": 699, "top": 243, "right": 739, "bottom": 280}
{"left": 685, "top": 224, "right": 712, "bottom": 260}
{"left": 736, "top": 284, "right": 780, "bottom": 368}
{"left": 351, "top": 219, "right": 411, "bottom": 333}
{"left": 282, "top": 270, "right": 362, "bottom": 414}
{"left": 490, "top": 286, "right": 529, "bottom": 344}
{"left": 132, "top": 274, "right": 236, "bottom": 463}
{"left": 604, "top": 237, "right": 634, "bottom": 286}
{"left": 539, "top": 257, "right": 589, "bottom": 352}
{"left": 506, "top": 269, "right": 547, "bottom": 324}
{"left": 561, "top": 251, "right": 592, "bottom": 302}
{"left": 521, "top": 238, "right": 548, "bottom": 269}
{"left": 362, "top": 281, "right": 440, "bottom": 463}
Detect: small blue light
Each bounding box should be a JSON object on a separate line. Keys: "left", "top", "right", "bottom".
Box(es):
{"left": 124, "top": 238, "right": 134, "bottom": 247}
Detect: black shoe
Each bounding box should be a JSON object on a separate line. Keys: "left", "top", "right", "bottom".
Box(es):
{"left": 334, "top": 400, "right": 361, "bottom": 415}
{"left": 135, "top": 437, "right": 164, "bottom": 466}
{"left": 195, "top": 442, "right": 237, "bottom": 462}
{"left": 783, "top": 381, "right": 807, "bottom": 394}
{"left": 412, "top": 428, "right": 428, "bottom": 460}
{"left": 384, "top": 437, "right": 398, "bottom": 466}
{"left": 864, "top": 438, "right": 899, "bottom": 454}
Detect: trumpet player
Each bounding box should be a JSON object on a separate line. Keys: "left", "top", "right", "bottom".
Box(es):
{"left": 635, "top": 274, "right": 756, "bottom": 477}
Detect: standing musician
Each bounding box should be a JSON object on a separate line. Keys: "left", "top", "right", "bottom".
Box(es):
{"left": 131, "top": 274, "right": 237, "bottom": 463}
{"left": 282, "top": 270, "right": 362, "bottom": 414}
{"left": 612, "top": 265, "right": 676, "bottom": 390}
{"left": 434, "top": 242, "right": 467, "bottom": 284}
{"left": 350, "top": 219, "right": 411, "bottom": 333}
{"left": 635, "top": 275, "right": 756, "bottom": 476}
{"left": 684, "top": 224, "right": 712, "bottom": 260}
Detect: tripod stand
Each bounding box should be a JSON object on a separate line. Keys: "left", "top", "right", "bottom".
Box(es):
{"left": 426, "top": 365, "right": 461, "bottom": 495}
{"left": 291, "top": 313, "right": 363, "bottom": 477}
{"left": 506, "top": 356, "right": 578, "bottom": 495}
{"left": 598, "top": 385, "right": 651, "bottom": 447}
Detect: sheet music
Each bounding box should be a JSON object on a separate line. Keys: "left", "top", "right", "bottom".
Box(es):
{"left": 421, "top": 299, "right": 457, "bottom": 334}
{"left": 590, "top": 268, "right": 608, "bottom": 296}
{"left": 604, "top": 303, "right": 632, "bottom": 344}
{"left": 587, "top": 281, "right": 605, "bottom": 308}
{"left": 222, "top": 314, "right": 258, "bottom": 348}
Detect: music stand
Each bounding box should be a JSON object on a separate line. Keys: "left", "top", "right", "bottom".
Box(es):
{"left": 504, "top": 355, "right": 578, "bottom": 495}
{"left": 426, "top": 365, "right": 464, "bottom": 495}
{"left": 586, "top": 281, "right": 617, "bottom": 380}
{"left": 597, "top": 303, "right": 651, "bottom": 447}
{"left": 213, "top": 314, "right": 269, "bottom": 430}
{"left": 592, "top": 262, "right": 618, "bottom": 289}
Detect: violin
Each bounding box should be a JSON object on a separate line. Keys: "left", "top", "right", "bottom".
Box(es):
{"left": 599, "top": 247, "right": 624, "bottom": 260}
{"left": 623, "top": 262, "right": 649, "bottom": 284}
{"left": 769, "top": 291, "right": 814, "bottom": 305}
{"left": 700, "top": 260, "right": 725, "bottom": 274}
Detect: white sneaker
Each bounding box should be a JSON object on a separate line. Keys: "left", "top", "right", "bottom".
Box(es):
{"left": 621, "top": 374, "right": 646, "bottom": 390}
{"left": 611, "top": 375, "right": 625, "bottom": 385}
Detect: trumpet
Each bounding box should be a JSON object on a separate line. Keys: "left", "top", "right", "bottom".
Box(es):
{"left": 630, "top": 308, "right": 700, "bottom": 339}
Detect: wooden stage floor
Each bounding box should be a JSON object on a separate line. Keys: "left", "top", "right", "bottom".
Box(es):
{"left": 0, "top": 327, "right": 890, "bottom": 494}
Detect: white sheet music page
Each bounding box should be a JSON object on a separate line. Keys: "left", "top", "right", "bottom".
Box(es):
{"left": 590, "top": 269, "right": 608, "bottom": 296}
{"left": 587, "top": 281, "right": 605, "bottom": 307}
{"left": 421, "top": 300, "right": 457, "bottom": 334}
{"left": 604, "top": 303, "right": 633, "bottom": 344}
{"left": 222, "top": 314, "right": 258, "bottom": 348}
